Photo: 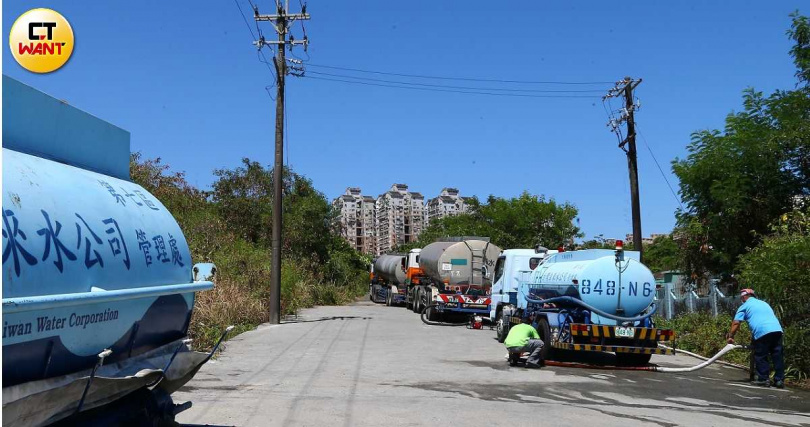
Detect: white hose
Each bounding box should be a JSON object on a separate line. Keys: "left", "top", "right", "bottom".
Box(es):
{"left": 655, "top": 344, "right": 743, "bottom": 373}
{"left": 658, "top": 343, "right": 749, "bottom": 371}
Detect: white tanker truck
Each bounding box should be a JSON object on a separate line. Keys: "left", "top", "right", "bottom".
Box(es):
{"left": 403, "top": 238, "right": 501, "bottom": 322}
{"left": 370, "top": 254, "right": 407, "bottom": 305}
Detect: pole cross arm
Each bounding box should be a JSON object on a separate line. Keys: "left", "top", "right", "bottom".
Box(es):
{"left": 255, "top": 14, "right": 311, "bottom": 21}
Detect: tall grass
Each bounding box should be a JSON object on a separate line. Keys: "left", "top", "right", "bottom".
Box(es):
{"left": 657, "top": 313, "right": 809, "bottom": 384}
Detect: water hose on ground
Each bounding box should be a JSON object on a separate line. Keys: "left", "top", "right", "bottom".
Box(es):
{"left": 420, "top": 304, "right": 466, "bottom": 327}
{"left": 652, "top": 344, "right": 743, "bottom": 372}
{"left": 519, "top": 344, "right": 745, "bottom": 372}
{"left": 657, "top": 343, "right": 750, "bottom": 371}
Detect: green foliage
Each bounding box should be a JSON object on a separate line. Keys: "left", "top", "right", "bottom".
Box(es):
{"left": 789, "top": 11, "right": 810, "bottom": 85}
{"left": 643, "top": 235, "right": 681, "bottom": 273}
{"left": 738, "top": 208, "right": 810, "bottom": 325}
{"left": 657, "top": 313, "right": 810, "bottom": 381}
{"left": 672, "top": 13, "right": 810, "bottom": 275}
{"left": 130, "top": 154, "right": 369, "bottom": 349}
{"left": 578, "top": 234, "right": 615, "bottom": 250}
{"left": 656, "top": 313, "right": 752, "bottom": 366}
{"left": 404, "top": 191, "right": 581, "bottom": 250}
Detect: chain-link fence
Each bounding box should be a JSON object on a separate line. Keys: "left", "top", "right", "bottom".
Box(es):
{"left": 655, "top": 283, "right": 742, "bottom": 319}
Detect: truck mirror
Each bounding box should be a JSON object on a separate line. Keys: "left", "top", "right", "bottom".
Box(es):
{"left": 481, "top": 266, "right": 489, "bottom": 277}
{"left": 193, "top": 263, "right": 217, "bottom": 282}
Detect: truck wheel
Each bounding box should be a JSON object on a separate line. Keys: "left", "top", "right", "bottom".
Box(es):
{"left": 428, "top": 306, "right": 440, "bottom": 322}
{"left": 496, "top": 316, "right": 509, "bottom": 343}
{"left": 535, "top": 318, "right": 552, "bottom": 362}
{"left": 412, "top": 290, "right": 421, "bottom": 313}
{"left": 616, "top": 352, "right": 652, "bottom": 367}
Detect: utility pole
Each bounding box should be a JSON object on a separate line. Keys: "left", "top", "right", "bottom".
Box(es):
{"left": 604, "top": 77, "right": 643, "bottom": 262}
{"left": 254, "top": 1, "right": 309, "bottom": 324}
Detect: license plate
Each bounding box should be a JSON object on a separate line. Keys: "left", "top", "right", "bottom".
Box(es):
{"left": 615, "top": 327, "right": 635, "bottom": 338}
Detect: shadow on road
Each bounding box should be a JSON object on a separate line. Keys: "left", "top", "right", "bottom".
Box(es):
{"left": 282, "top": 315, "right": 371, "bottom": 324}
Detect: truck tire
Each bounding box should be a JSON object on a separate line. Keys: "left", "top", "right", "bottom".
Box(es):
{"left": 425, "top": 304, "right": 440, "bottom": 322}
{"left": 535, "top": 317, "right": 552, "bottom": 362}
{"left": 405, "top": 289, "right": 414, "bottom": 310}
{"left": 412, "top": 290, "right": 421, "bottom": 313}
{"left": 615, "top": 352, "right": 652, "bottom": 367}
{"left": 385, "top": 289, "right": 392, "bottom": 306}
{"left": 496, "top": 316, "right": 509, "bottom": 343}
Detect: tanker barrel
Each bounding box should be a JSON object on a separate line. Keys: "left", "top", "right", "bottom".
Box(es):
{"left": 418, "top": 239, "right": 501, "bottom": 288}
{"left": 373, "top": 254, "right": 406, "bottom": 284}
{"left": 524, "top": 249, "right": 656, "bottom": 324}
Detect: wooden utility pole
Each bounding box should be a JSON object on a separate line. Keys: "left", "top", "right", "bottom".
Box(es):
{"left": 623, "top": 80, "right": 642, "bottom": 262}
{"left": 255, "top": 2, "right": 309, "bottom": 324}
{"left": 604, "top": 77, "right": 643, "bottom": 262}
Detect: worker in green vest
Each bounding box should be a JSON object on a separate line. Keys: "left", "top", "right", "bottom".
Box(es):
{"left": 505, "top": 313, "right": 544, "bottom": 369}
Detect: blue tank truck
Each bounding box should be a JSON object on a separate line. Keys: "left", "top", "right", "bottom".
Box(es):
{"left": 490, "top": 242, "right": 675, "bottom": 366}
{"left": 2, "top": 76, "right": 225, "bottom": 426}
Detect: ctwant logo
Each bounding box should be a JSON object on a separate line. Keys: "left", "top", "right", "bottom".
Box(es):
{"left": 9, "top": 9, "right": 74, "bottom": 73}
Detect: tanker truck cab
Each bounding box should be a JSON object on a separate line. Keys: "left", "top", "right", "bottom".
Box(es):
{"left": 491, "top": 247, "right": 557, "bottom": 337}
{"left": 501, "top": 243, "right": 675, "bottom": 366}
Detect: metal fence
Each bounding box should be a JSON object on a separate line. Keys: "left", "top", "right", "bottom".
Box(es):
{"left": 655, "top": 283, "right": 742, "bottom": 319}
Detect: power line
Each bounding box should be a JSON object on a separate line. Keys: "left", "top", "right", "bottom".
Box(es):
{"left": 635, "top": 123, "right": 685, "bottom": 211}
{"left": 234, "top": 0, "right": 257, "bottom": 40}
{"left": 234, "top": 0, "right": 277, "bottom": 78}
{"left": 303, "top": 75, "right": 601, "bottom": 98}
{"left": 305, "top": 70, "right": 608, "bottom": 93}
{"left": 305, "top": 62, "right": 613, "bottom": 85}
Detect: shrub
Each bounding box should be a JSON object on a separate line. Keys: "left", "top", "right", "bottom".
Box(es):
{"left": 130, "top": 154, "right": 370, "bottom": 350}
{"left": 658, "top": 313, "right": 809, "bottom": 381}
{"left": 656, "top": 313, "right": 752, "bottom": 366}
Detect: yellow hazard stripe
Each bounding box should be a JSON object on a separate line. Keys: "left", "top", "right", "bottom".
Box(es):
{"left": 552, "top": 342, "right": 674, "bottom": 355}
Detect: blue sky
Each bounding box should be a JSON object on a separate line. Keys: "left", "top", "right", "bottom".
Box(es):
{"left": 3, "top": 1, "right": 803, "bottom": 242}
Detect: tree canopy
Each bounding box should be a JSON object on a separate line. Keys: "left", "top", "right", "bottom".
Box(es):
{"left": 672, "top": 12, "right": 810, "bottom": 276}
{"left": 400, "top": 191, "right": 581, "bottom": 251}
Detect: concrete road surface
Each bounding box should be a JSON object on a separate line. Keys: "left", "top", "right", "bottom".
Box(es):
{"left": 175, "top": 299, "right": 810, "bottom": 427}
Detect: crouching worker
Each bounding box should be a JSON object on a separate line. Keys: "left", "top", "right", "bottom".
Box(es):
{"left": 505, "top": 314, "right": 545, "bottom": 369}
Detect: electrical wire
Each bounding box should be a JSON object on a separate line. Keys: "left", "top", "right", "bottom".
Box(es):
{"left": 303, "top": 75, "right": 601, "bottom": 99}
{"left": 234, "top": 0, "right": 279, "bottom": 87}
{"left": 305, "top": 70, "right": 607, "bottom": 93}
{"left": 635, "top": 123, "right": 686, "bottom": 211}
{"left": 305, "top": 63, "right": 613, "bottom": 85}
{"left": 234, "top": 0, "right": 258, "bottom": 40}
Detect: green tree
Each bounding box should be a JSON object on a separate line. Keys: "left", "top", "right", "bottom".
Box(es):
{"left": 403, "top": 191, "right": 581, "bottom": 251}
{"left": 737, "top": 207, "right": 810, "bottom": 378}
{"left": 643, "top": 235, "right": 680, "bottom": 273}
{"left": 672, "top": 13, "right": 810, "bottom": 275}
{"left": 738, "top": 208, "right": 810, "bottom": 325}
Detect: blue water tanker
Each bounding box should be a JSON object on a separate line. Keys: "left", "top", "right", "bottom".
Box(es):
{"left": 2, "top": 76, "right": 224, "bottom": 426}
{"left": 491, "top": 244, "right": 675, "bottom": 366}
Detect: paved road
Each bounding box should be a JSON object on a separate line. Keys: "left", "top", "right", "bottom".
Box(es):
{"left": 176, "top": 299, "right": 810, "bottom": 427}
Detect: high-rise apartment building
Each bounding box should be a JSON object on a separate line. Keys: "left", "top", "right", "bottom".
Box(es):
{"left": 332, "top": 187, "right": 377, "bottom": 255}
{"left": 425, "top": 187, "right": 472, "bottom": 228}
{"left": 375, "top": 184, "right": 425, "bottom": 255}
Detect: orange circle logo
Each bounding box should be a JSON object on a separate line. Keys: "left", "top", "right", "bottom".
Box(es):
{"left": 9, "top": 9, "right": 74, "bottom": 73}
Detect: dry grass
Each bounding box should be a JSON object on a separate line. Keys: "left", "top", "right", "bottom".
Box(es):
{"left": 188, "top": 275, "right": 365, "bottom": 350}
